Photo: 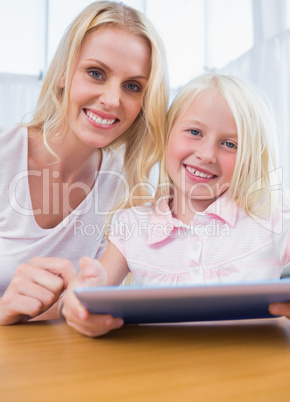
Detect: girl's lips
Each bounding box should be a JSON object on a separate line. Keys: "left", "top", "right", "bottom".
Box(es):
{"left": 183, "top": 164, "right": 217, "bottom": 181}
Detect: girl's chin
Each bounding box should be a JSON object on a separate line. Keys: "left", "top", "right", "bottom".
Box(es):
{"left": 187, "top": 195, "right": 219, "bottom": 209}
{"left": 187, "top": 192, "right": 219, "bottom": 201}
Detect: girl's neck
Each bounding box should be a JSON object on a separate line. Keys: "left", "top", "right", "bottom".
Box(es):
{"left": 170, "top": 192, "right": 218, "bottom": 225}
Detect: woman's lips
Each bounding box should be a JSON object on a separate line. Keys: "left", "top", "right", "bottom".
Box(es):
{"left": 83, "top": 108, "right": 119, "bottom": 126}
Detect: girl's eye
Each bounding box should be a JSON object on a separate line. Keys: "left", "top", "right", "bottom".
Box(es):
{"left": 125, "top": 82, "right": 141, "bottom": 92}
{"left": 223, "top": 141, "right": 237, "bottom": 149}
{"left": 189, "top": 129, "right": 200, "bottom": 136}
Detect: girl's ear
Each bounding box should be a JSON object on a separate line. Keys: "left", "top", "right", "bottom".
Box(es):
{"left": 59, "top": 71, "right": 66, "bottom": 88}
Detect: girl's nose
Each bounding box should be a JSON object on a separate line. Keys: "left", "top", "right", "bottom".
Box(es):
{"left": 195, "top": 141, "right": 217, "bottom": 164}
{"left": 99, "top": 82, "right": 121, "bottom": 110}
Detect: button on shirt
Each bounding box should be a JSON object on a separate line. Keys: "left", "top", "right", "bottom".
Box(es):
{"left": 108, "top": 191, "right": 290, "bottom": 286}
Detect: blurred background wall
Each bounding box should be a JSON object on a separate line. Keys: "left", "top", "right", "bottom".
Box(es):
{"left": 0, "top": 0, "right": 289, "bottom": 187}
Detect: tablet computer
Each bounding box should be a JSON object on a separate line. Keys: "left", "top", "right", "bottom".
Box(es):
{"left": 74, "top": 279, "right": 290, "bottom": 324}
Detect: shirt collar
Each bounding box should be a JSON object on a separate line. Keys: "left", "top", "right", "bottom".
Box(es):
{"left": 146, "top": 193, "right": 237, "bottom": 245}
{"left": 202, "top": 192, "right": 238, "bottom": 228}
{"left": 146, "top": 199, "right": 184, "bottom": 245}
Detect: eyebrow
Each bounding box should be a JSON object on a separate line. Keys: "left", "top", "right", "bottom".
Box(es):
{"left": 86, "top": 58, "right": 149, "bottom": 80}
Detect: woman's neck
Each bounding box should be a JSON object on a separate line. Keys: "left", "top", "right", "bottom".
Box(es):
{"left": 27, "top": 127, "right": 102, "bottom": 229}
{"left": 27, "top": 127, "right": 102, "bottom": 183}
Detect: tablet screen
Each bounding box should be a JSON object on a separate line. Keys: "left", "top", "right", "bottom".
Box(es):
{"left": 74, "top": 279, "right": 290, "bottom": 323}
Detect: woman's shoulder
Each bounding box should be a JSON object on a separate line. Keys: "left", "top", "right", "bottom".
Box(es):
{"left": 101, "top": 148, "right": 124, "bottom": 172}
{"left": 0, "top": 125, "right": 27, "bottom": 143}
{"left": 0, "top": 125, "right": 27, "bottom": 151}
{"left": 0, "top": 124, "right": 26, "bottom": 135}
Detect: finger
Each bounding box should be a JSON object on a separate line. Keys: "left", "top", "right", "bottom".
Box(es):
{"left": 62, "top": 280, "right": 90, "bottom": 321}
{"left": 12, "top": 278, "right": 60, "bottom": 308}
{"left": 0, "top": 263, "right": 68, "bottom": 325}
{"left": 269, "top": 302, "right": 290, "bottom": 318}
{"left": 28, "top": 257, "right": 77, "bottom": 288}
{"left": 66, "top": 313, "right": 124, "bottom": 337}
{"left": 78, "top": 257, "right": 107, "bottom": 286}
{"left": 79, "top": 256, "right": 101, "bottom": 275}
{"left": 2, "top": 276, "right": 61, "bottom": 321}
{"left": 15, "top": 264, "right": 64, "bottom": 295}
{"left": 0, "top": 293, "right": 43, "bottom": 325}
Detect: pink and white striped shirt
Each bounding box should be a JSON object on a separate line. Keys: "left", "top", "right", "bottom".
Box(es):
{"left": 108, "top": 191, "right": 290, "bottom": 285}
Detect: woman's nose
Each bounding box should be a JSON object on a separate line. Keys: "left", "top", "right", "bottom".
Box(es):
{"left": 99, "top": 82, "right": 121, "bottom": 110}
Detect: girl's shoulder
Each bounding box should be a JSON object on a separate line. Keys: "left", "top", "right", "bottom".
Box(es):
{"left": 268, "top": 188, "right": 290, "bottom": 235}
{"left": 283, "top": 188, "right": 290, "bottom": 199}
{"left": 112, "top": 204, "right": 155, "bottom": 223}
{"left": 282, "top": 188, "right": 290, "bottom": 212}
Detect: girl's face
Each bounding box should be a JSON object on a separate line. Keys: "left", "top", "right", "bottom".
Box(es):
{"left": 166, "top": 88, "right": 238, "bottom": 219}
{"left": 63, "top": 27, "right": 151, "bottom": 149}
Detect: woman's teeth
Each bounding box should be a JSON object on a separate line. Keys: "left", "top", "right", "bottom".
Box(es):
{"left": 186, "top": 165, "right": 214, "bottom": 179}
{"left": 85, "top": 110, "right": 116, "bottom": 125}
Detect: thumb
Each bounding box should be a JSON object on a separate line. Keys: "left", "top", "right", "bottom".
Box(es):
{"left": 78, "top": 256, "right": 107, "bottom": 287}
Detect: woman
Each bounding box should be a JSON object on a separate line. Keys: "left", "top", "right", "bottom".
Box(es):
{"left": 0, "top": 1, "right": 168, "bottom": 325}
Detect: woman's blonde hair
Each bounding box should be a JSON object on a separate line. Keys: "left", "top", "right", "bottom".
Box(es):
{"left": 25, "top": 1, "right": 168, "bottom": 205}
{"left": 156, "top": 73, "right": 279, "bottom": 218}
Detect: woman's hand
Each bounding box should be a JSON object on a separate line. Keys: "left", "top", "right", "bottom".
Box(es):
{"left": 0, "top": 257, "right": 77, "bottom": 325}
{"left": 269, "top": 302, "right": 290, "bottom": 319}
{"left": 62, "top": 256, "right": 124, "bottom": 337}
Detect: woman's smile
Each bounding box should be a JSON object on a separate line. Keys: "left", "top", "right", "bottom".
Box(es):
{"left": 83, "top": 108, "right": 119, "bottom": 128}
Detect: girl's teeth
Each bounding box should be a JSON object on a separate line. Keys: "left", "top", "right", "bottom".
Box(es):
{"left": 86, "top": 110, "right": 116, "bottom": 125}
{"left": 186, "top": 166, "right": 214, "bottom": 179}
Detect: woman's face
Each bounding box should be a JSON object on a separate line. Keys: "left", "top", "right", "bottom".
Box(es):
{"left": 63, "top": 27, "right": 151, "bottom": 149}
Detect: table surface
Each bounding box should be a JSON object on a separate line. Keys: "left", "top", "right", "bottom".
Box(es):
{"left": 1, "top": 317, "right": 290, "bottom": 402}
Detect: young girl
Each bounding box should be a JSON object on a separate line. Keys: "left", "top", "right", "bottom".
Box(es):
{"left": 0, "top": 1, "right": 168, "bottom": 325}
{"left": 62, "top": 73, "right": 290, "bottom": 337}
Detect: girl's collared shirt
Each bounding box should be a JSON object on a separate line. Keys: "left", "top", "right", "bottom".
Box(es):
{"left": 109, "top": 191, "right": 290, "bottom": 285}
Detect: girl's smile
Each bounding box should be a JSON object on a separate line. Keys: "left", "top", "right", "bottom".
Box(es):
{"left": 166, "top": 88, "right": 238, "bottom": 222}
{"left": 184, "top": 164, "right": 217, "bottom": 182}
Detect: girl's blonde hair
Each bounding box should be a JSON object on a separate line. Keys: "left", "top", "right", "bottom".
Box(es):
{"left": 157, "top": 73, "right": 279, "bottom": 218}
{"left": 25, "top": 1, "right": 168, "bottom": 205}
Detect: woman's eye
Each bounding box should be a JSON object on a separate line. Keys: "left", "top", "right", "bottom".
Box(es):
{"left": 189, "top": 129, "right": 200, "bottom": 136}
{"left": 89, "top": 70, "right": 103, "bottom": 80}
{"left": 125, "top": 83, "right": 141, "bottom": 92}
{"left": 224, "top": 141, "right": 237, "bottom": 149}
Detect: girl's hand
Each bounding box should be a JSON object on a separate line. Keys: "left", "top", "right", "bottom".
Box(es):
{"left": 269, "top": 302, "right": 290, "bottom": 319}
{"left": 61, "top": 257, "right": 124, "bottom": 337}
{"left": 0, "top": 257, "right": 77, "bottom": 325}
